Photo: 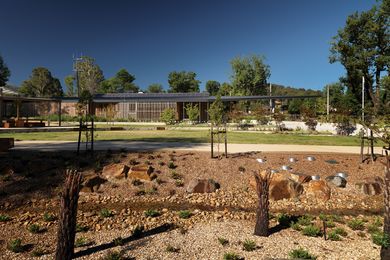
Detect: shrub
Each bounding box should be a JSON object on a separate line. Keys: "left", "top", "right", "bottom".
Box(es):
{"left": 372, "top": 232, "right": 390, "bottom": 248}
{"left": 100, "top": 208, "right": 114, "bottom": 218}
{"left": 160, "top": 108, "right": 176, "bottom": 125}
{"left": 218, "top": 237, "right": 229, "bottom": 246}
{"left": 288, "top": 248, "right": 316, "bottom": 259}
{"left": 171, "top": 171, "right": 181, "bottom": 179}
{"left": 238, "top": 166, "right": 245, "bottom": 172}
{"left": 76, "top": 224, "right": 89, "bottom": 232}
{"left": 297, "top": 215, "right": 313, "bottom": 226}
{"left": 155, "top": 178, "right": 164, "bottom": 185}
{"left": 178, "top": 210, "right": 191, "bottom": 219}
{"left": 0, "top": 214, "right": 12, "bottom": 222}
{"left": 75, "top": 237, "right": 88, "bottom": 247}
{"left": 103, "top": 250, "right": 123, "bottom": 260}
{"left": 326, "top": 220, "right": 336, "bottom": 228}
{"left": 302, "top": 225, "right": 322, "bottom": 237}
{"left": 223, "top": 252, "right": 242, "bottom": 260}
{"left": 168, "top": 161, "right": 176, "bottom": 169}
{"left": 242, "top": 239, "right": 256, "bottom": 251}
{"left": 328, "top": 230, "right": 341, "bottom": 241}
{"left": 367, "top": 224, "right": 381, "bottom": 234}
{"left": 144, "top": 209, "right": 160, "bottom": 218}
{"left": 348, "top": 218, "right": 365, "bottom": 231}
{"left": 333, "top": 227, "right": 348, "bottom": 237}
{"left": 113, "top": 237, "right": 124, "bottom": 246}
{"left": 8, "top": 239, "right": 24, "bottom": 253}
{"left": 277, "top": 213, "right": 292, "bottom": 227}
{"left": 28, "top": 224, "right": 42, "bottom": 234}
{"left": 290, "top": 222, "right": 302, "bottom": 231}
{"left": 43, "top": 212, "right": 56, "bottom": 222}
{"left": 175, "top": 179, "right": 184, "bottom": 187}
{"left": 166, "top": 245, "right": 180, "bottom": 253}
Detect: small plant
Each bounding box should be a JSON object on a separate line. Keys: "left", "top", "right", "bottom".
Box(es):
{"left": 178, "top": 210, "right": 191, "bottom": 219}
{"left": 31, "top": 248, "right": 46, "bottom": 257}
{"left": 8, "top": 238, "right": 24, "bottom": 253}
{"left": 131, "top": 179, "right": 143, "bottom": 186}
{"left": 113, "top": 236, "right": 124, "bottom": 246}
{"left": 326, "top": 219, "right": 336, "bottom": 228}
{"left": 103, "top": 250, "right": 123, "bottom": 260}
{"left": 43, "top": 212, "right": 56, "bottom": 222}
{"left": 175, "top": 179, "right": 184, "bottom": 187}
{"left": 0, "top": 214, "right": 12, "bottom": 222}
{"left": 367, "top": 223, "right": 381, "bottom": 234}
{"left": 373, "top": 216, "right": 383, "bottom": 227}
{"left": 348, "top": 218, "right": 365, "bottom": 231}
{"left": 372, "top": 232, "right": 390, "bottom": 248}
{"left": 75, "top": 237, "right": 88, "bottom": 247}
{"left": 166, "top": 244, "right": 180, "bottom": 253}
{"left": 218, "top": 237, "right": 229, "bottom": 246}
{"left": 144, "top": 209, "right": 160, "bottom": 217}
{"left": 333, "top": 227, "right": 348, "bottom": 237}
{"left": 328, "top": 230, "right": 341, "bottom": 241}
{"left": 145, "top": 186, "right": 158, "bottom": 195}
{"left": 28, "top": 223, "right": 42, "bottom": 234}
{"left": 133, "top": 225, "right": 144, "bottom": 238}
{"left": 302, "top": 225, "right": 322, "bottom": 237}
{"left": 277, "top": 213, "right": 292, "bottom": 227}
{"left": 297, "top": 215, "right": 313, "bottom": 226}
{"left": 100, "top": 208, "right": 114, "bottom": 218}
{"left": 76, "top": 224, "right": 89, "bottom": 232}
{"left": 167, "top": 161, "right": 176, "bottom": 169}
{"left": 155, "top": 178, "right": 164, "bottom": 185}
{"left": 158, "top": 161, "right": 165, "bottom": 166}
{"left": 290, "top": 222, "right": 302, "bottom": 231}
{"left": 223, "top": 252, "right": 241, "bottom": 260}
{"left": 144, "top": 160, "right": 151, "bottom": 165}
{"left": 288, "top": 248, "right": 316, "bottom": 259}
{"left": 242, "top": 239, "right": 256, "bottom": 251}
{"left": 238, "top": 166, "right": 245, "bottom": 172}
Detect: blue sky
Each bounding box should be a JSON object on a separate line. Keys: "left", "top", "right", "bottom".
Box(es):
{"left": 0, "top": 0, "right": 377, "bottom": 91}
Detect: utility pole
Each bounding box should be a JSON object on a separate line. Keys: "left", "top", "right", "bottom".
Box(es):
{"left": 326, "top": 85, "right": 330, "bottom": 121}
{"left": 269, "top": 83, "right": 273, "bottom": 113}
{"left": 73, "top": 55, "right": 83, "bottom": 97}
{"left": 362, "top": 76, "right": 365, "bottom": 122}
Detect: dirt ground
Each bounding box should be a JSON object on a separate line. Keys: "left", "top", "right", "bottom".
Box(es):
{"left": 0, "top": 150, "right": 387, "bottom": 259}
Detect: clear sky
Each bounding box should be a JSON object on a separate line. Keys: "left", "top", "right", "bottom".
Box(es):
{"left": 0, "top": 0, "right": 377, "bottom": 91}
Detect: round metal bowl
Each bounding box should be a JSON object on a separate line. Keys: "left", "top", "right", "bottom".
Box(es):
{"left": 311, "top": 175, "right": 320, "bottom": 181}
{"left": 307, "top": 156, "right": 316, "bottom": 161}
{"left": 270, "top": 169, "right": 279, "bottom": 174}
{"left": 336, "top": 172, "right": 348, "bottom": 179}
{"left": 256, "top": 158, "right": 266, "bottom": 163}
{"left": 289, "top": 157, "right": 297, "bottom": 163}
{"left": 281, "top": 165, "right": 291, "bottom": 171}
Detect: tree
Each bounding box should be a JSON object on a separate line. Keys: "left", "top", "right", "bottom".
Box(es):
{"left": 218, "top": 82, "right": 233, "bottom": 96}
{"left": 205, "top": 80, "right": 220, "bottom": 95}
{"left": 19, "top": 67, "right": 63, "bottom": 97}
{"left": 208, "top": 95, "right": 225, "bottom": 126}
{"left": 230, "top": 54, "right": 271, "bottom": 96}
{"left": 330, "top": 0, "right": 390, "bottom": 115}
{"left": 160, "top": 108, "right": 176, "bottom": 125}
{"left": 254, "top": 171, "right": 271, "bottom": 237}
{"left": 147, "top": 83, "right": 164, "bottom": 93}
{"left": 185, "top": 103, "right": 200, "bottom": 124}
{"left": 64, "top": 75, "right": 75, "bottom": 97}
{"left": 168, "top": 71, "right": 200, "bottom": 93}
{"left": 0, "top": 54, "right": 10, "bottom": 87}
{"left": 100, "top": 69, "right": 138, "bottom": 93}
{"left": 75, "top": 56, "right": 104, "bottom": 95}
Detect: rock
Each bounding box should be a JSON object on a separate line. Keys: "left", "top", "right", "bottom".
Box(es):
{"left": 325, "top": 175, "right": 347, "bottom": 188}
{"left": 289, "top": 173, "right": 312, "bottom": 184}
{"left": 249, "top": 172, "right": 303, "bottom": 201}
{"left": 129, "top": 165, "right": 154, "bottom": 181}
{"left": 305, "top": 180, "right": 331, "bottom": 201}
{"left": 102, "top": 163, "right": 129, "bottom": 180}
{"left": 355, "top": 177, "right": 383, "bottom": 195}
{"left": 186, "top": 179, "right": 220, "bottom": 193}
{"left": 81, "top": 172, "right": 107, "bottom": 192}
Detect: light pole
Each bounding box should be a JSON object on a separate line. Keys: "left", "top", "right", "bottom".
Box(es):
{"left": 326, "top": 85, "right": 330, "bottom": 121}
{"left": 362, "top": 76, "right": 365, "bottom": 122}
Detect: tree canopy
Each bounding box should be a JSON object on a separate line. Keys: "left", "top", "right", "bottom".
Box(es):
{"left": 330, "top": 0, "right": 390, "bottom": 115}
{"left": 19, "top": 67, "right": 63, "bottom": 97}
{"left": 100, "top": 69, "right": 138, "bottom": 93}
{"left": 0, "top": 55, "right": 11, "bottom": 87}
{"left": 75, "top": 56, "right": 105, "bottom": 95}
{"left": 64, "top": 75, "right": 75, "bottom": 97}
{"left": 168, "top": 71, "right": 200, "bottom": 93}
{"left": 146, "top": 83, "right": 164, "bottom": 93}
{"left": 230, "top": 54, "right": 271, "bottom": 96}
{"left": 205, "top": 80, "right": 220, "bottom": 95}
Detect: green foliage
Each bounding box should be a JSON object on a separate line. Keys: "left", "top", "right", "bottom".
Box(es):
{"left": 230, "top": 54, "right": 270, "bottom": 96}
{"left": 75, "top": 56, "right": 105, "bottom": 95}
{"left": 0, "top": 54, "right": 11, "bottom": 86}
{"left": 0, "top": 214, "right": 11, "bottom": 222}
{"left": 160, "top": 108, "right": 176, "bottom": 125}
{"left": 301, "top": 225, "right": 322, "bottom": 237}
{"left": 333, "top": 227, "right": 348, "bottom": 237}
{"left": 328, "top": 230, "right": 341, "bottom": 241}
{"left": 168, "top": 161, "right": 176, "bottom": 169}
{"left": 166, "top": 245, "right": 180, "bottom": 253}
{"left": 242, "top": 239, "right": 256, "bottom": 251}
{"left": 147, "top": 83, "right": 164, "bottom": 93}
{"left": 175, "top": 179, "right": 184, "bottom": 187}
{"left": 290, "top": 222, "right": 302, "bottom": 231}
{"left": 185, "top": 104, "right": 200, "bottom": 123}
{"left": 31, "top": 249, "right": 46, "bottom": 257}
{"left": 43, "top": 212, "right": 56, "bottom": 222}
{"left": 100, "top": 208, "right": 114, "bottom": 218}
{"left": 168, "top": 71, "right": 200, "bottom": 93}
{"left": 76, "top": 224, "right": 89, "bottom": 232}
{"left": 297, "top": 215, "right": 313, "bottom": 226}
{"left": 171, "top": 171, "right": 181, "bottom": 179}
{"left": 219, "top": 82, "right": 233, "bottom": 96}
{"left": 19, "top": 67, "right": 63, "bottom": 97}
{"left": 223, "top": 252, "right": 242, "bottom": 260}
{"left": 218, "top": 237, "right": 229, "bottom": 246}
{"left": 75, "top": 237, "right": 88, "bottom": 247}
{"left": 208, "top": 95, "right": 225, "bottom": 126}
{"left": 28, "top": 223, "right": 42, "bottom": 234}
{"left": 144, "top": 209, "right": 160, "bottom": 217}
{"left": 347, "top": 218, "right": 365, "bottom": 230}
{"left": 289, "top": 248, "right": 316, "bottom": 259}
{"left": 178, "top": 210, "right": 191, "bottom": 219}
{"left": 64, "top": 75, "right": 75, "bottom": 96}
{"left": 112, "top": 237, "right": 124, "bottom": 246}
{"left": 103, "top": 250, "right": 124, "bottom": 260}
{"left": 367, "top": 223, "right": 381, "bottom": 234}
{"left": 277, "top": 213, "right": 292, "bottom": 227}
{"left": 372, "top": 231, "right": 390, "bottom": 248}
{"left": 8, "top": 238, "right": 24, "bottom": 253}
{"left": 100, "top": 69, "right": 138, "bottom": 93}
{"left": 205, "top": 80, "right": 221, "bottom": 95}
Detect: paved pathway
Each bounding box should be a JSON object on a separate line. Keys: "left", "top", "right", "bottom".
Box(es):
{"left": 12, "top": 140, "right": 385, "bottom": 154}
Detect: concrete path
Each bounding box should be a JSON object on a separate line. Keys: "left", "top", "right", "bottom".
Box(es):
{"left": 11, "top": 140, "right": 385, "bottom": 154}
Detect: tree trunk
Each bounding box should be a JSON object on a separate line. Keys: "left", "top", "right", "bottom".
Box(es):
{"left": 254, "top": 171, "right": 271, "bottom": 237}
{"left": 382, "top": 153, "right": 390, "bottom": 260}
{"left": 55, "top": 169, "right": 82, "bottom": 260}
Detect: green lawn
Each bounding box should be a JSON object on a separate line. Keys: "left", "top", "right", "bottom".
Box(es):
{"left": 0, "top": 129, "right": 377, "bottom": 146}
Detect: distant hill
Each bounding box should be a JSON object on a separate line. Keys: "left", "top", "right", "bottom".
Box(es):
{"left": 270, "top": 83, "right": 322, "bottom": 97}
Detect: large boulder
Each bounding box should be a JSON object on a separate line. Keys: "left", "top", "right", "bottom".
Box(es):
{"left": 249, "top": 172, "right": 303, "bottom": 201}
{"left": 355, "top": 177, "right": 383, "bottom": 195}
{"left": 80, "top": 172, "right": 107, "bottom": 192}
{"left": 129, "top": 165, "right": 154, "bottom": 181}
{"left": 325, "top": 175, "right": 347, "bottom": 188}
{"left": 102, "top": 163, "right": 129, "bottom": 181}
{"left": 186, "top": 179, "right": 220, "bottom": 193}
{"left": 305, "top": 180, "right": 331, "bottom": 201}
